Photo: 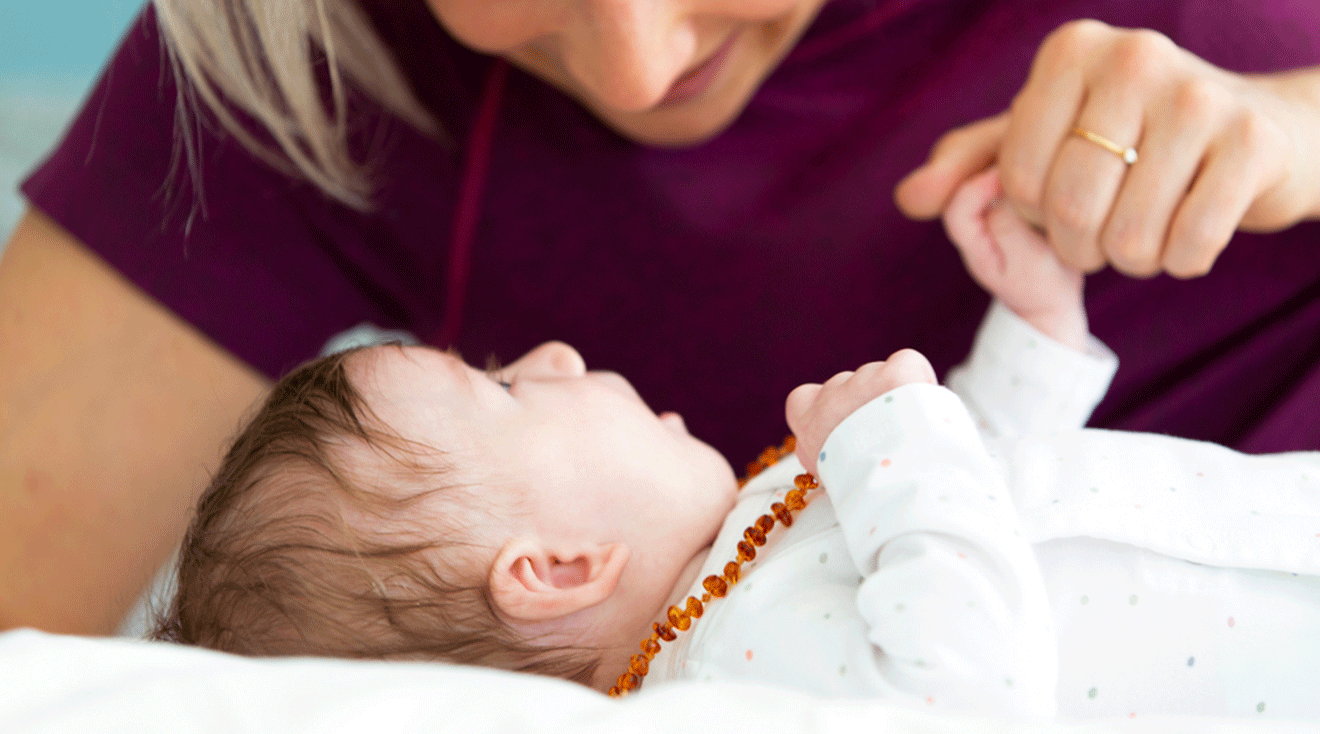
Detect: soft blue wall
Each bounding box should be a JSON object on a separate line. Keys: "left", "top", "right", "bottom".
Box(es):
{"left": 2, "top": 0, "right": 144, "bottom": 78}
{"left": 1, "top": 0, "right": 144, "bottom": 246}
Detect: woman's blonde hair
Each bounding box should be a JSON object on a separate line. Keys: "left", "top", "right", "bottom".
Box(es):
{"left": 153, "top": 0, "right": 438, "bottom": 209}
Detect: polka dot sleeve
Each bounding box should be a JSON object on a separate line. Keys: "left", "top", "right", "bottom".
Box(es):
{"left": 817, "top": 384, "right": 1057, "bottom": 720}
{"left": 946, "top": 300, "right": 1118, "bottom": 439}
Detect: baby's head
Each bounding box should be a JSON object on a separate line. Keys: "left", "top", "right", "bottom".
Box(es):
{"left": 155, "top": 341, "right": 738, "bottom": 689}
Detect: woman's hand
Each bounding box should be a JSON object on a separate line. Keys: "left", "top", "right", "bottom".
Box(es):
{"left": 896, "top": 19, "right": 1320, "bottom": 279}
{"left": 785, "top": 350, "right": 937, "bottom": 476}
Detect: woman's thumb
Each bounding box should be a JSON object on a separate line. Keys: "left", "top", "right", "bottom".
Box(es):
{"left": 894, "top": 112, "right": 1009, "bottom": 220}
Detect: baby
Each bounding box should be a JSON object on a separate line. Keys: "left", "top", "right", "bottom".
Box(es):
{"left": 155, "top": 170, "right": 1320, "bottom": 721}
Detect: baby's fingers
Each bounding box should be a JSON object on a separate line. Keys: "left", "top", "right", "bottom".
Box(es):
{"left": 786, "top": 382, "right": 825, "bottom": 474}
{"left": 944, "top": 168, "right": 1008, "bottom": 283}
{"left": 787, "top": 352, "right": 937, "bottom": 475}
{"left": 988, "top": 201, "right": 1083, "bottom": 298}
{"left": 785, "top": 382, "right": 822, "bottom": 436}
{"left": 986, "top": 199, "right": 1056, "bottom": 272}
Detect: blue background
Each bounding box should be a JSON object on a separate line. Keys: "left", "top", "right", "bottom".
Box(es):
{"left": 1, "top": 0, "right": 143, "bottom": 246}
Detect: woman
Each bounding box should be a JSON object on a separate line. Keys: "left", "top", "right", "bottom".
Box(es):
{"left": 3, "top": 0, "right": 1319, "bottom": 635}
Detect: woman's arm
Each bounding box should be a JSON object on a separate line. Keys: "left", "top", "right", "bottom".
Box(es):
{"left": 0, "top": 209, "right": 270, "bottom": 634}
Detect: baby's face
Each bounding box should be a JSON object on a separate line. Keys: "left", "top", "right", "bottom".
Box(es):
{"left": 349, "top": 342, "right": 739, "bottom": 590}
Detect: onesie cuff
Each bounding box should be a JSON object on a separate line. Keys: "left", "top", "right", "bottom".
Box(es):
{"left": 946, "top": 300, "right": 1118, "bottom": 434}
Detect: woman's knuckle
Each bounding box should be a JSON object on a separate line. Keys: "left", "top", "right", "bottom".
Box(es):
{"left": 1172, "top": 219, "right": 1229, "bottom": 268}
{"left": 1171, "top": 77, "right": 1224, "bottom": 121}
{"left": 1102, "top": 221, "right": 1151, "bottom": 273}
{"left": 1071, "top": 247, "right": 1108, "bottom": 273}
{"left": 1044, "top": 19, "right": 1108, "bottom": 61}
{"left": 1108, "top": 243, "right": 1160, "bottom": 277}
{"left": 1048, "top": 190, "right": 1101, "bottom": 235}
{"left": 1111, "top": 30, "right": 1175, "bottom": 83}
{"left": 1165, "top": 254, "right": 1214, "bottom": 279}
{"left": 1164, "top": 237, "right": 1218, "bottom": 277}
{"left": 1229, "top": 108, "right": 1280, "bottom": 153}
{"left": 1105, "top": 220, "right": 1153, "bottom": 264}
{"left": 1132, "top": 27, "right": 1177, "bottom": 52}
{"left": 1000, "top": 160, "right": 1043, "bottom": 209}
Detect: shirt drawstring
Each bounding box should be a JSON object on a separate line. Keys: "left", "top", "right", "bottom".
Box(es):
{"left": 438, "top": 57, "right": 508, "bottom": 347}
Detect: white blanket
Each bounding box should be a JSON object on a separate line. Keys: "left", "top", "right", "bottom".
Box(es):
{"left": 1, "top": 629, "right": 1315, "bottom": 733}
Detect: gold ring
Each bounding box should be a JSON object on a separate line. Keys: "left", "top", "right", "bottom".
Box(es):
{"left": 1072, "top": 127, "right": 1138, "bottom": 165}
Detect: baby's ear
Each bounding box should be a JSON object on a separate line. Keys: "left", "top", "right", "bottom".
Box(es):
{"left": 488, "top": 538, "right": 629, "bottom": 623}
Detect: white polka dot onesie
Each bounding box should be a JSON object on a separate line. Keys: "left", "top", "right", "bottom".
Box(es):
{"left": 647, "top": 301, "right": 1320, "bottom": 722}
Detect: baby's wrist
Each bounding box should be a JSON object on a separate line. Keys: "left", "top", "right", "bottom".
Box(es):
{"left": 1013, "top": 302, "right": 1089, "bottom": 353}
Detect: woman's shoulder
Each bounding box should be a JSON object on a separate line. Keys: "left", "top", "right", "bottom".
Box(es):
{"left": 18, "top": 2, "right": 470, "bottom": 380}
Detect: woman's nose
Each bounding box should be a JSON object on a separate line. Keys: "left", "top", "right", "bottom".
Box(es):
{"left": 508, "top": 341, "right": 587, "bottom": 380}
{"left": 562, "top": 0, "right": 695, "bottom": 110}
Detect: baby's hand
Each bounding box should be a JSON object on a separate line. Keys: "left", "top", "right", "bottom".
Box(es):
{"left": 785, "top": 349, "right": 937, "bottom": 476}
{"left": 944, "top": 168, "right": 1088, "bottom": 351}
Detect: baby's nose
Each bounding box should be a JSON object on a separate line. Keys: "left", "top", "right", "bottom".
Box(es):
{"left": 517, "top": 341, "right": 587, "bottom": 379}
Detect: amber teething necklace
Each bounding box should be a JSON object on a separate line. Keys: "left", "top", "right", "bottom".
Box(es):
{"left": 607, "top": 436, "right": 821, "bottom": 697}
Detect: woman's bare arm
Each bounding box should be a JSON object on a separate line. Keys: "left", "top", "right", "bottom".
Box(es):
{"left": 0, "top": 209, "right": 271, "bottom": 634}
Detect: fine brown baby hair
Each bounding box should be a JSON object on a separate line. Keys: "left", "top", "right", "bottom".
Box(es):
{"left": 152, "top": 345, "right": 598, "bottom": 684}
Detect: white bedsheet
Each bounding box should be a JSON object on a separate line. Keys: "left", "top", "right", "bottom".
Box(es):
{"left": 1, "top": 629, "right": 1315, "bottom": 733}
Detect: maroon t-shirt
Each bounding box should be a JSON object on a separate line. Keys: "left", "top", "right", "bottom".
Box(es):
{"left": 22, "top": 0, "right": 1320, "bottom": 465}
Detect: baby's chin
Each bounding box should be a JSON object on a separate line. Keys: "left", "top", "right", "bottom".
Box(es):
{"left": 658, "top": 410, "right": 739, "bottom": 503}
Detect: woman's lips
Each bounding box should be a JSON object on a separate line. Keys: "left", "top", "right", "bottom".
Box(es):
{"left": 659, "top": 32, "right": 739, "bottom": 107}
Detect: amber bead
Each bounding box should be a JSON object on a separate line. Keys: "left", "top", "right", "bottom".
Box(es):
{"left": 612, "top": 438, "right": 813, "bottom": 700}
{"left": 685, "top": 596, "right": 704, "bottom": 619}
{"left": 607, "top": 440, "right": 813, "bottom": 697}
{"left": 723, "top": 561, "right": 741, "bottom": 584}
{"left": 668, "top": 605, "right": 691, "bottom": 631}
{"left": 703, "top": 575, "right": 728, "bottom": 598}
{"left": 736, "top": 540, "right": 757, "bottom": 563}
